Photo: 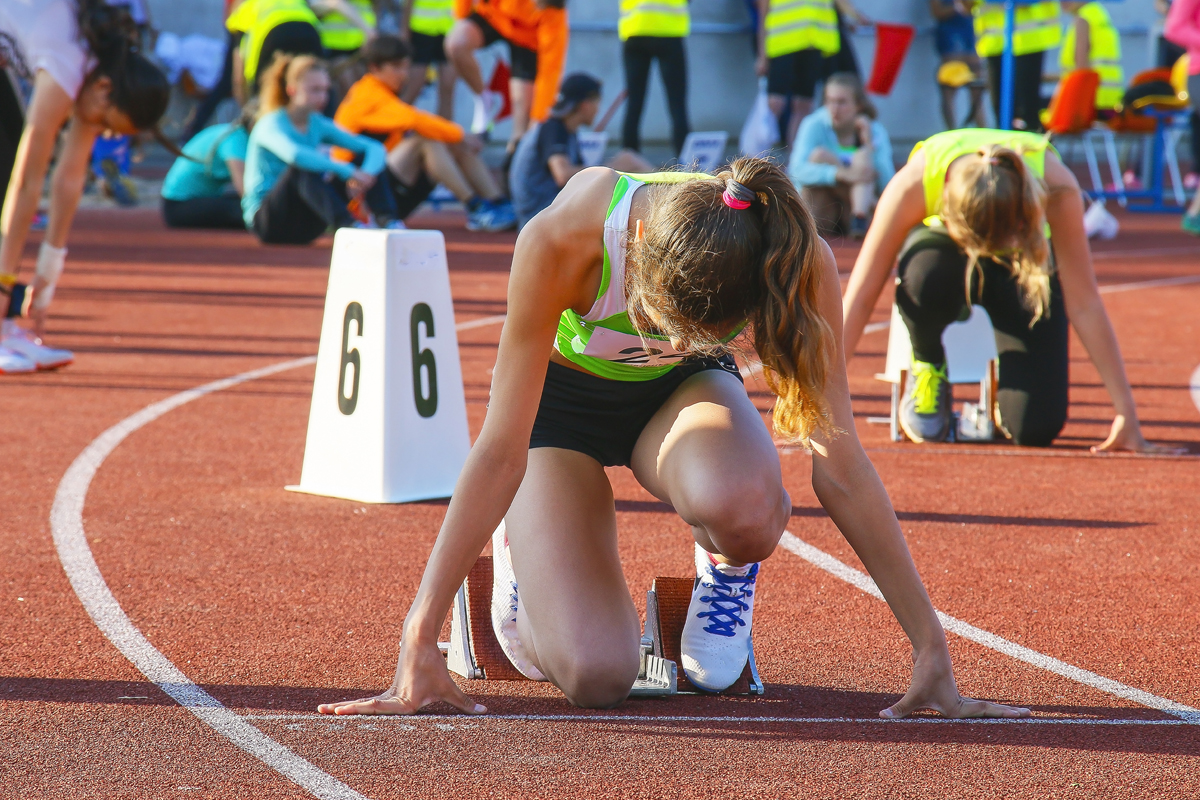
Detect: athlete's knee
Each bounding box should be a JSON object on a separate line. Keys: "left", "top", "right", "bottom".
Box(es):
{"left": 688, "top": 480, "right": 788, "bottom": 562}
{"left": 551, "top": 649, "right": 641, "bottom": 709}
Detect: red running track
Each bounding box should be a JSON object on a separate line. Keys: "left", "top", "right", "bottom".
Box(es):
{"left": 2, "top": 209, "right": 1199, "bottom": 798}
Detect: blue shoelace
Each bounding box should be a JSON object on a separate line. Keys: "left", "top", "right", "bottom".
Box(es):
{"left": 696, "top": 563, "right": 759, "bottom": 637}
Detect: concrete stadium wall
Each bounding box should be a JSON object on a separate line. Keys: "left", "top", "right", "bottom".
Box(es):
{"left": 149, "top": 0, "right": 1163, "bottom": 149}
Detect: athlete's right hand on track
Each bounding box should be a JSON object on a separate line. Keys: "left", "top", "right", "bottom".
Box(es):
{"left": 316, "top": 638, "right": 487, "bottom": 716}
{"left": 879, "top": 649, "right": 1031, "bottom": 720}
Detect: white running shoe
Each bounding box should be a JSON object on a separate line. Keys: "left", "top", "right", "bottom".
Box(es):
{"left": 490, "top": 521, "right": 546, "bottom": 681}
{"left": 680, "top": 543, "right": 759, "bottom": 692}
{"left": 470, "top": 90, "right": 503, "bottom": 135}
{"left": 0, "top": 344, "right": 36, "bottom": 374}
{"left": 1, "top": 321, "right": 73, "bottom": 370}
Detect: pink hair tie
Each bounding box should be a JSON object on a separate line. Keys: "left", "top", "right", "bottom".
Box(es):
{"left": 722, "top": 189, "right": 752, "bottom": 210}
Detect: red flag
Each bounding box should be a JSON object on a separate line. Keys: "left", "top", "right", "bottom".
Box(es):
{"left": 488, "top": 58, "right": 512, "bottom": 121}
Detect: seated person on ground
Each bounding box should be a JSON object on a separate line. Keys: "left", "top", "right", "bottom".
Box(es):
{"left": 841, "top": 128, "right": 1174, "bottom": 453}
{"left": 243, "top": 53, "right": 398, "bottom": 245}
{"left": 334, "top": 35, "right": 516, "bottom": 232}
{"left": 160, "top": 106, "right": 253, "bottom": 230}
{"left": 788, "top": 72, "right": 893, "bottom": 239}
{"left": 509, "top": 73, "right": 654, "bottom": 230}
{"left": 1058, "top": 1, "right": 1124, "bottom": 118}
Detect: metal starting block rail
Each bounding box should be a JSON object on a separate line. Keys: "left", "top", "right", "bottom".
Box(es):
{"left": 441, "top": 557, "right": 764, "bottom": 698}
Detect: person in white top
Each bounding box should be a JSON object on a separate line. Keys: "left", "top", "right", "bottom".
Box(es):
{"left": 0, "top": 0, "right": 170, "bottom": 372}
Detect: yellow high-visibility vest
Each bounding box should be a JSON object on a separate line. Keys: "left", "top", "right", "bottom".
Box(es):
{"left": 973, "top": 1, "right": 1062, "bottom": 58}
{"left": 1060, "top": 2, "right": 1123, "bottom": 110}
{"left": 410, "top": 0, "right": 455, "bottom": 36}
{"left": 619, "top": 0, "right": 690, "bottom": 40}
{"left": 317, "top": 0, "right": 377, "bottom": 52}
{"left": 764, "top": 0, "right": 840, "bottom": 59}
{"left": 227, "top": 0, "right": 320, "bottom": 80}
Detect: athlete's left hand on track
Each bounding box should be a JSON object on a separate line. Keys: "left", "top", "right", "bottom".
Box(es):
{"left": 1092, "top": 415, "right": 1186, "bottom": 455}
{"left": 879, "top": 650, "right": 1031, "bottom": 720}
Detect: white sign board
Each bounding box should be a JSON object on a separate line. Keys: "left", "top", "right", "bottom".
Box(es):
{"left": 679, "top": 131, "right": 729, "bottom": 173}
{"left": 288, "top": 229, "right": 471, "bottom": 504}
{"left": 577, "top": 131, "right": 610, "bottom": 167}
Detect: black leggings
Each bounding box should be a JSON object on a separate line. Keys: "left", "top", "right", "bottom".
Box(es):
{"left": 622, "top": 36, "right": 690, "bottom": 156}
{"left": 895, "top": 227, "right": 1069, "bottom": 447}
{"left": 0, "top": 70, "right": 25, "bottom": 205}
{"left": 987, "top": 51, "right": 1045, "bottom": 130}
{"left": 251, "top": 166, "right": 396, "bottom": 244}
{"left": 161, "top": 195, "right": 245, "bottom": 229}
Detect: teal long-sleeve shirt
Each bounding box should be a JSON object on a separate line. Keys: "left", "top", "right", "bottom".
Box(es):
{"left": 787, "top": 107, "right": 895, "bottom": 194}
{"left": 242, "top": 109, "right": 387, "bottom": 227}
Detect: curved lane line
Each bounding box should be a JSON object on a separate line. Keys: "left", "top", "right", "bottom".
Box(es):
{"left": 778, "top": 533, "right": 1200, "bottom": 723}
{"left": 1191, "top": 364, "right": 1200, "bottom": 417}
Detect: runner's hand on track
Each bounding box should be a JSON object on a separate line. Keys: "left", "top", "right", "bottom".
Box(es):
{"left": 316, "top": 639, "right": 486, "bottom": 716}
{"left": 879, "top": 649, "right": 1031, "bottom": 719}
{"left": 1092, "top": 415, "right": 1186, "bottom": 455}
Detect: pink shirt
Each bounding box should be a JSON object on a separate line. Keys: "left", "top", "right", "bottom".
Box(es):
{"left": 1165, "top": 0, "right": 1200, "bottom": 76}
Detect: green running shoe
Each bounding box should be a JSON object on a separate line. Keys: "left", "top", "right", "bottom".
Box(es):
{"left": 1182, "top": 214, "right": 1200, "bottom": 237}
{"left": 900, "top": 360, "right": 951, "bottom": 443}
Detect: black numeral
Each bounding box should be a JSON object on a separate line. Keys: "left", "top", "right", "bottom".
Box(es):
{"left": 338, "top": 302, "right": 363, "bottom": 415}
{"left": 410, "top": 303, "right": 438, "bottom": 417}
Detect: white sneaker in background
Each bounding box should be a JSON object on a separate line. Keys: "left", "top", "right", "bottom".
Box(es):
{"left": 490, "top": 520, "right": 546, "bottom": 681}
{"left": 1083, "top": 200, "right": 1119, "bottom": 240}
{"left": 680, "top": 542, "right": 759, "bottom": 692}
{"left": 0, "top": 320, "right": 73, "bottom": 370}
{"left": 470, "top": 90, "right": 503, "bottom": 135}
{"left": 0, "top": 345, "right": 36, "bottom": 374}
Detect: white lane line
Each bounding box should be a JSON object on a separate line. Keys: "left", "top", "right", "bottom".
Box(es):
{"left": 454, "top": 313, "right": 507, "bottom": 331}
{"left": 1092, "top": 246, "right": 1200, "bottom": 260}
{"left": 777, "top": 533, "right": 1200, "bottom": 724}
{"left": 242, "top": 713, "right": 1189, "bottom": 727}
{"left": 1098, "top": 275, "right": 1200, "bottom": 295}
{"left": 51, "top": 356, "right": 372, "bottom": 800}
{"left": 1190, "top": 364, "right": 1200, "bottom": 417}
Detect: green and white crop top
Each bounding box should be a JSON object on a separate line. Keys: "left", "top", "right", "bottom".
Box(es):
{"left": 554, "top": 171, "right": 741, "bottom": 382}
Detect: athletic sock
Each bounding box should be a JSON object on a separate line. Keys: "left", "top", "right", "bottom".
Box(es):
{"left": 695, "top": 543, "right": 754, "bottom": 577}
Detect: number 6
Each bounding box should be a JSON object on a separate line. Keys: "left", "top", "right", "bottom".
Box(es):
{"left": 411, "top": 303, "right": 438, "bottom": 417}
{"left": 338, "top": 302, "right": 363, "bottom": 415}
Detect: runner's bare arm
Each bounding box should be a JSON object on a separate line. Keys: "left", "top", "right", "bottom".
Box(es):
{"left": 1042, "top": 156, "right": 1176, "bottom": 454}
{"left": 808, "top": 239, "right": 1031, "bottom": 719}
{"left": 841, "top": 156, "right": 927, "bottom": 358}
{"left": 318, "top": 169, "right": 616, "bottom": 716}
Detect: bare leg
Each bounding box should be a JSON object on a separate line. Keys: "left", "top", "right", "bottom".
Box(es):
{"left": 450, "top": 140, "right": 502, "bottom": 199}
{"left": 606, "top": 149, "right": 656, "bottom": 173}
{"left": 848, "top": 148, "right": 877, "bottom": 218}
{"left": 508, "top": 77, "right": 534, "bottom": 152}
{"left": 400, "top": 62, "right": 429, "bottom": 106}
{"left": 436, "top": 60, "right": 458, "bottom": 120}
{"left": 390, "top": 137, "right": 477, "bottom": 201}
{"left": 444, "top": 19, "right": 485, "bottom": 95}
{"left": 630, "top": 370, "right": 790, "bottom": 567}
{"left": 785, "top": 96, "right": 813, "bottom": 150}
{"left": 386, "top": 136, "right": 428, "bottom": 186}
{"left": 505, "top": 448, "right": 642, "bottom": 708}
{"left": 939, "top": 85, "right": 957, "bottom": 130}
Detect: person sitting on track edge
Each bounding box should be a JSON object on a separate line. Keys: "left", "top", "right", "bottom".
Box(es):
{"left": 334, "top": 35, "right": 517, "bottom": 232}
{"left": 318, "top": 156, "right": 1033, "bottom": 719}
{"left": 160, "top": 103, "right": 255, "bottom": 230}
{"left": 0, "top": 0, "right": 171, "bottom": 372}
{"left": 841, "top": 127, "right": 1176, "bottom": 452}
{"left": 242, "top": 53, "right": 401, "bottom": 245}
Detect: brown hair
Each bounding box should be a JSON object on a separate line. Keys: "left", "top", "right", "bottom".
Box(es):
{"left": 258, "top": 52, "right": 326, "bottom": 117}
{"left": 941, "top": 144, "right": 1051, "bottom": 321}
{"left": 825, "top": 71, "right": 876, "bottom": 119}
{"left": 626, "top": 157, "right": 834, "bottom": 445}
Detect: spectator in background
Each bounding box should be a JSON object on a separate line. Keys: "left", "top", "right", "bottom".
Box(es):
{"left": 444, "top": 0, "right": 569, "bottom": 159}
{"left": 930, "top": 0, "right": 987, "bottom": 129}
{"left": 1157, "top": 0, "right": 1187, "bottom": 67}
{"left": 757, "top": 0, "right": 841, "bottom": 149}
{"left": 968, "top": 1, "right": 1062, "bottom": 131}
{"left": 400, "top": 0, "right": 457, "bottom": 119}
{"left": 242, "top": 53, "right": 398, "bottom": 244}
{"left": 1164, "top": 0, "right": 1200, "bottom": 233}
{"left": 334, "top": 36, "right": 515, "bottom": 230}
{"left": 1060, "top": 2, "right": 1123, "bottom": 117}
{"left": 619, "top": 0, "right": 691, "bottom": 157}
{"left": 225, "top": 0, "right": 323, "bottom": 103}
{"left": 161, "top": 105, "right": 254, "bottom": 229}
{"left": 1160, "top": 0, "right": 1200, "bottom": 195}
{"left": 825, "top": 0, "right": 866, "bottom": 79}
{"left": 509, "top": 73, "right": 652, "bottom": 230}
{"left": 788, "top": 72, "right": 893, "bottom": 238}
{"left": 311, "top": 0, "right": 377, "bottom": 108}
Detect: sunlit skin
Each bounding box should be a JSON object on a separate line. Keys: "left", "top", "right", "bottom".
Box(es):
{"left": 315, "top": 166, "right": 1032, "bottom": 721}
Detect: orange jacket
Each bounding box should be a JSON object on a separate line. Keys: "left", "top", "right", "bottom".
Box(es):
{"left": 333, "top": 73, "right": 465, "bottom": 158}
{"left": 455, "top": 0, "right": 569, "bottom": 122}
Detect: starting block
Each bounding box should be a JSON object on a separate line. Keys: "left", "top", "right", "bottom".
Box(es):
{"left": 443, "top": 557, "right": 763, "bottom": 697}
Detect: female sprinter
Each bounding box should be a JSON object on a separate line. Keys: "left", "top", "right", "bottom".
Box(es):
{"left": 319, "top": 158, "right": 1030, "bottom": 719}
{"left": 0, "top": 0, "right": 169, "bottom": 370}
{"left": 842, "top": 128, "right": 1171, "bottom": 450}
{"left": 243, "top": 54, "right": 399, "bottom": 244}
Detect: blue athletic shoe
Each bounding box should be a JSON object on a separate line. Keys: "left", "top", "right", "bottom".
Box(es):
{"left": 466, "top": 199, "right": 517, "bottom": 232}
{"left": 680, "top": 543, "right": 758, "bottom": 692}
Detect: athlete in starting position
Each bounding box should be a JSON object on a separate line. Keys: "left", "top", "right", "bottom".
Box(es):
{"left": 319, "top": 157, "right": 1031, "bottom": 718}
